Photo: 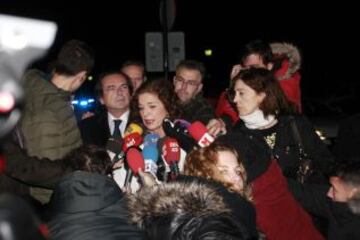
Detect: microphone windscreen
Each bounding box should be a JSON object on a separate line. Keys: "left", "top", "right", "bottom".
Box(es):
{"left": 162, "top": 137, "right": 181, "bottom": 165}
{"left": 142, "top": 145, "right": 159, "bottom": 162}
{"left": 174, "top": 119, "right": 191, "bottom": 129}
{"left": 143, "top": 133, "right": 160, "bottom": 147}
{"left": 126, "top": 147, "right": 144, "bottom": 175}
{"left": 162, "top": 118, "right": 175, "bottom": 137}
{"left": 162, "top": 118, "right": 197, "bottom": 153}
{"left": 106, "top": 137, "right": 123, "bottom": 155}
{"left": 122, "top": 132, "right": 143, "bottom": 152}
{"left": 124, "top": 123, "right": 143, "bottom": 137}
{"left": 187, "top": 121, "right": 209, "bottom": 142}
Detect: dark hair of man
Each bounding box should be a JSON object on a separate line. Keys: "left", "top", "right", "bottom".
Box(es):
{"left": 129, "top": 78, "right": 182, "bottom": 127}
{"left": 54, "top": 39, "right": 95, "bottom": 76}
{"left": 335, "top": 161, "right": 360, "bottom": 188}
{"left": 334, "top": 161, "right": 360, "bottom": 214}
{"left": 121, "top": 60, "right": 146, "bottom": 75}
{"left": 94, "top": 71, "right": 134, "bottom": 99}
{"left": 230, "top": 67, "right": 295, "bottom": 117}
{"left": 63, "top": 145, "right": 112, "bottom": 175}
{"left": 176, "top": 59, "right": 206, "bottom": 80}
{"left": 241, "top": 40, "right": 274, "bottom": 65}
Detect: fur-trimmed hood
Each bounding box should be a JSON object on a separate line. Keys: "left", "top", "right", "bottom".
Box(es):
{"left": 127, "top": 180, "right": 230, "bottom": 228}
{"left": 270, "top": 42, "right": 301, "bottom": 80}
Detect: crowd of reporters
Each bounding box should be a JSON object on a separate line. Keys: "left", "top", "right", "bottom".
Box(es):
{"left": 1, "top": 39, "right": 360, "bottom": 240}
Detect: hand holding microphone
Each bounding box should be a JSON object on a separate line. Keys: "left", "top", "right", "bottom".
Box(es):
{"left": 188, "top": 121, "right": 215, "bottom": 147}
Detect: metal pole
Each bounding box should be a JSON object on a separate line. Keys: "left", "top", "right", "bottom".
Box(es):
{"left": 161, "top": 0, "right": 169, "bottom": 81}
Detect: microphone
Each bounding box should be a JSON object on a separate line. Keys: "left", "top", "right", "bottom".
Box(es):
{"left": 106, "top": 137, "right": 124, "bottom": 163}
{"left": 124, "top": 147, "right": 144, "bottom": 189}
{"left": 162, "top": 137, "right": 181, "bottom": 181}
{"left": 122, "top": 123, "right": 143, "bottom": 153}
{"left": 143, "top": 133, "right": 160, "bottom": 147}
{"left": 142, "top": 133, "right": 160, "bottom": 175}
{"left": 188, "top": 121, "right": 215, "bottom": 147}
{"left": 124, "top": 123, "right": 143, "bottom": 137}
{"left": 162, "top": 118, "right": 197, "bottom": 153}
{"left": 174, "top": 119, "right": 191, "bottom": 129}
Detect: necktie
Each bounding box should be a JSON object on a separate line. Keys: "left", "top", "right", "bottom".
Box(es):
{"left": 113, "top": 119, "right": 122, "bottom": 138}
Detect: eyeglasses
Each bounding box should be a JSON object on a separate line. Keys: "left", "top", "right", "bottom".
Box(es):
{"left": 225, "top": 88, "right": 235, "bottom": 102}
{"left": 174, "top": 76, "right": 200, "bottom": 87}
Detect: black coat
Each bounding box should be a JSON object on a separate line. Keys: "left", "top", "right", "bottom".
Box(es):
{"left": 1, "top": 138, "right": 69, "bottom": 194}
{"left": 48, "top": 171, "right": 144, "bottom": 240}
{"left": 288, "top": 180, "right": 360, "bottom": 240}
{"left": 333, "top": 113, "right": 360, "bottom": 163}
{"left": 78, "top": 111, "right": 111, "bottom": 147}
{"left": 233, "top": 115, "right": 335, "bottom": 183}
{"left": 177, "top": 175, "right": 258, "bottom": 239}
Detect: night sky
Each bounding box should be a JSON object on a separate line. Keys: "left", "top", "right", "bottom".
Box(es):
{"left": 2, "top": 1, "right": 359, "bottom": 114}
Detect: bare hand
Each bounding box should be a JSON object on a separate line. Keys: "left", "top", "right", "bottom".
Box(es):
{"left": 138, "top": 169, "right": 158, "bottom": 188}
{"left": 207, "top": 118, "right": 227, "bottom": 137}
{"left": 81, "top": 111, "right": 95, "bottom": 120}
{"left": 230, "top": 64, "right": 243, "bottom": 80}
{"left": 112, "top": 159, "right": 124, "bottom": 169}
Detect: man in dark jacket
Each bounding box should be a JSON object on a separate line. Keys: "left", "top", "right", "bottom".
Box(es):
{"left": 19, "top": 39, "right": 94, "bottom": 203}
{"left": 48, "top": 145, "right": 144, "bottom": 240}
{"left": 20, "top": 39, "right": 94, "bottom": 160}
{"left": 288, "top": 161, "right": 360, "bottom": 240}
{"left": 79, "top": 71, "right": 133, "bottom": 147}
{"left": 173, "top": 60, "right": 226, "bottom": 135}
{"left": 173, "top": 60, "right": 215, "bottom": 123}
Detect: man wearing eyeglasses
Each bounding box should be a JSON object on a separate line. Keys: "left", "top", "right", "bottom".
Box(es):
{"left": 79, "top": 72, "right": 133, "bottom": 147}
{"left": 174, "top": 60, "right": 226, "bottom": 136}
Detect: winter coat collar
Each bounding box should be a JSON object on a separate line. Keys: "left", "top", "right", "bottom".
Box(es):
{"left": 127, "top": 180, "right": 230, "bottom": 228}
{"left": 50, "top": 171, "right": 123, "bottom": 213}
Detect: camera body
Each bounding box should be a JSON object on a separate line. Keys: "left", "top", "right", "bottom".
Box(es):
{"left": 0, "top": 14, "right": 57, "bottom": 139}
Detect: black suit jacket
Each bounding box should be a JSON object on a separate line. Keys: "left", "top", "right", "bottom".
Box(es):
{"left": 79, "top": 111, "right": 111, "bottom": 147}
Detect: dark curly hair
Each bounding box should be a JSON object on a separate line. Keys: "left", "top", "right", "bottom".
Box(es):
{"left": 129, "top": 78, "right": 182, "bottom": 129}
{"left": 63, "top": 145, "right": 112, "bottom": 175}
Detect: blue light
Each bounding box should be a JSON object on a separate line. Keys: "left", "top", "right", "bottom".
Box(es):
{"left": 80, "top": 100, "right": 88, "bottom": 106}
{"left": 72, "top": 98, "right": 95, "bottom": 108}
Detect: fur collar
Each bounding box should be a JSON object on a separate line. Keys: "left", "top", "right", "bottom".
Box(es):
{"left": 270, "top": 42, "right": 301, "bottom": 80}
{"left": 127, "top": 180, "right": 229, "bottom": 228}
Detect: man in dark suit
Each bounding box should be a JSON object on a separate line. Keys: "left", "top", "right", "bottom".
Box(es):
{"left": 78, "top": 71, "right": 136, "bottom": 191}
{"left": 79, "top": 71, "right": 133, "bottom": 147}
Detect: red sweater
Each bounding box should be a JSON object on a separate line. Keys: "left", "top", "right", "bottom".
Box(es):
{"left": 251, "top": 160, "right": 324, "bottom": 240}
